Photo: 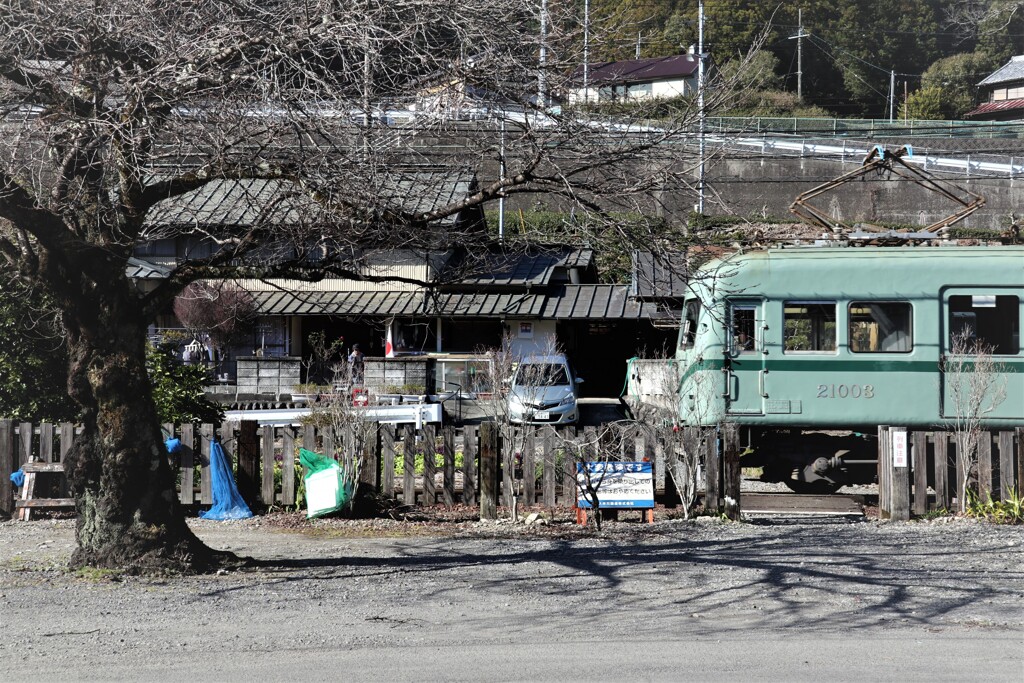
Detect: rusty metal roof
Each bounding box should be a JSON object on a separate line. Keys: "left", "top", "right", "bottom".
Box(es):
{"left": 964, "top": 98, "right": 1024, "bottom": 119}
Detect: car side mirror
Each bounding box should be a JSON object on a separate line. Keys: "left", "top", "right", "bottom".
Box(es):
{"left": 575, "top": 377, "right": 584, "bottom": 384}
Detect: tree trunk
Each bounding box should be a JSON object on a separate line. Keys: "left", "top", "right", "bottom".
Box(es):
{"left": 61, "top": 299, "right": 232, "bottom": 573}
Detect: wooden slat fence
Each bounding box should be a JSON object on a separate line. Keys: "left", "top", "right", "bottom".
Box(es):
{"left": 4, "top": 419, "right": 693, "bottom": 517}
{"left": 879, "top": 427, "right": 1023, "bottom": 520}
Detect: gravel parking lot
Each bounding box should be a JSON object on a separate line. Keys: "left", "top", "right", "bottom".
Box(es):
{"left": 1, "top": 512, "right": 1022, "bottom": 681}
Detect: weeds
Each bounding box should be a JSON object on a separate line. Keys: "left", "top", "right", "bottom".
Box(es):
{"left": 965, "top": 488, "right": 1024, "bottom": 524}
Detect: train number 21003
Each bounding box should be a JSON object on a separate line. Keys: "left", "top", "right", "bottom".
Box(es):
{"left": 816, "top": 384, "right": 874, "bottom": 399}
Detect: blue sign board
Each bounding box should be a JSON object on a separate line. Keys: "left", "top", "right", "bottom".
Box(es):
{"left": 576, "top": 461, "right": 654, "bottom": 509}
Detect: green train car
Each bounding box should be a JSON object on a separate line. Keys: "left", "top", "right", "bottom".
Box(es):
{"left": 676, "top": 245, "right": 1024, "bottom": 492}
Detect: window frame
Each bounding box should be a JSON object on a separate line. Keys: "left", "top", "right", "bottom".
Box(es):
{"left": 783, "top": 300, "right": 838, "bottom": 354}
{"left": 847, "top": 300, "right": 914, "bottom": 354}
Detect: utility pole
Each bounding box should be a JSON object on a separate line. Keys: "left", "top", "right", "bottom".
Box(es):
{"left": 636, "top": 31, "right": 642, "bottom": 59}
{"left": 498, "top": 118, "right": 506, "bottom": 242}
{"left": 538, "top": 0, "right": 547, "bottom": 108}
{"left": 889, "top": 69, "right": 895, "bottom": 122}
{"left": 698, "top": 0, "right": 706, "bottom": 214}
{"left": 788, "top": 8, "right": 807, "bottom": 100}
{"left": 583, "top": 0, "right": 589, "bottom": 103}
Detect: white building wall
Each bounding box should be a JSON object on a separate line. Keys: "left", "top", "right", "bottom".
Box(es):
{"left": 507, "top": 319, "right": 558, "bottom": 358}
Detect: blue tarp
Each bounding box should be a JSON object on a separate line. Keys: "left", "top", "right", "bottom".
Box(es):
{"left": 10, "top": 468, "right": 24, "bottom": 488}
{"left": 199, "top": 441, "right": 253, "bottom": 520}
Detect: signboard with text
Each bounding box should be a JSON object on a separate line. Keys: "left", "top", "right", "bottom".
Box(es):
{"left": 576, "top": 461, "right": 654, "bottom": 509}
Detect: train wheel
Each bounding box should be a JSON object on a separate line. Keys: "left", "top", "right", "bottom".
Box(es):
{"left": 784, "top": 479, "right": 843, "bottom": 495}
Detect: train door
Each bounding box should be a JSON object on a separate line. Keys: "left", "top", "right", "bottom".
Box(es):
{"left": 940, "top": 288, "right": 1023, "bottom": 421}
{"left": 725, "top": 300, "right": 766, "bottom": 416}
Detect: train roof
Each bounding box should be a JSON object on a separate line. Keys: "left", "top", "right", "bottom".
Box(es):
{"left": 688, "top": 245, "right": 1024, "bottom": 301}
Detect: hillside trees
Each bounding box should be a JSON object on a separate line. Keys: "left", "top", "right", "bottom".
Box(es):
{"left": 0, "top": 0, "right": 746, "bottom": 570}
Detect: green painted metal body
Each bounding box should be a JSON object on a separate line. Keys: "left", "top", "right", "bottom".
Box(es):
{"left": 676, "top": 246, "right": 1024, "bottom": 430}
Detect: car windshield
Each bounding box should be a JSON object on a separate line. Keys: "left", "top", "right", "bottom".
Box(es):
{"left": 516, "top": 363, "right": 569, "bottom": 387}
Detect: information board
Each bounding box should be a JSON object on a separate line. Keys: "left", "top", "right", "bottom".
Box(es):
{"left": 576, "top": 461, "right": 654, "bottom": 509}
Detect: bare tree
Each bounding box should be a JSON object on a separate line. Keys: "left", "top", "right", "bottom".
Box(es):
{"left": 943, "top": 330, "right": 1008, "bottom": 513}
{"left": 173, "top": 280, "right": 256, "bottom": 367}
{"left": 625, "top": 354, "right": 717, "bottom": 518}
{"left": 0, "top": 0, "right": 753, "bottom": 570}
{"left": 301, "top": 357, "right": 376, "bottom": 514}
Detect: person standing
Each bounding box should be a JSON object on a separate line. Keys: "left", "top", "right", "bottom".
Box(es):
{"left": 348, "top": 343, "right": 365, "bottom": 384}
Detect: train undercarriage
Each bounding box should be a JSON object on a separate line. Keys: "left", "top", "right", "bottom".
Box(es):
{"left": 740, "top": 428, "right": 879, "bottom": 494}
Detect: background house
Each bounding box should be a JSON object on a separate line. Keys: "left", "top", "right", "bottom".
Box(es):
{"left": 567, "top": 54, "right": 702, "bottom": 105}
{"left": 966, "top": 55, "right": 1024, "bottom": 120}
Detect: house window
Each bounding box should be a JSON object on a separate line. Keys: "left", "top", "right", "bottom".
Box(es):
{"left": 784, "top": 302, "right": 836, "bottom": 353}
{"left": 992, "top": 88, "right": 1008, "bottom": 101}
{"left": 949, "top": 295, "right": 1020, "bottom": 355}
{"left": 1008, "top": 85, "right": 1024, "bottom": 99}
{"left": 849, "top": 302, "right": 912, "bottom": 353}
{"left": 627, "top": 82, "right": 653, "bottom": 99}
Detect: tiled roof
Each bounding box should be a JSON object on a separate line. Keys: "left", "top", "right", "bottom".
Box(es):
{"left": 250, "top": 284, "right": 666, "bottom": 320}
{"left": 631, "top": 251, "right": 687, "bottom": 299}
{"left": 456, "top": 247, "right": 594, "bottom": 287}
{"left": 964, "top": 98, "right": 1024, "bottom": 119}
{"left": 144, "top": 169, "right": 479, "bottom": 230}
{"left": 573, "top": 55, "right": 700, "bottom": 87}
{"left": 125, "top": 257, "right": 171, "bottom": 279}
{"left": 979, "top": 56, "right": 1024, "bottom": 86}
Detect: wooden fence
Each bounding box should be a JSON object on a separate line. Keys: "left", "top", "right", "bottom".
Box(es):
{"left": 878, "top": 427, "right": 1023, "bottom": 520}
{"left": 2, "top": 419, "right": 708, "bottom": 518}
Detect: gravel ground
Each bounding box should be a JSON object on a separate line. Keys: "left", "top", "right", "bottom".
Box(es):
{"left": 0, "top": 511, "right": 1022, "bottom": 681}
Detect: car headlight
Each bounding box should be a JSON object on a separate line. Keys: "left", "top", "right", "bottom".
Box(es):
{"left": 559, "top": 394, "right": 575, "bottom": 406}
{"left": 507, "top": 394, "right": 524, "bottom": 408}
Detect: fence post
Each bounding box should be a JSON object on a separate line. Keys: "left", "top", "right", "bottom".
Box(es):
{"left": 261, "top": 425, "right": 276, "bottom": 507}
{"left": 542, "top": 427, "right": 556, "bottom": 509}
{"left": 722, "top": 424, "right": 741, "bottom": 521}
{"left": 479, "top": 422, "right": 499, "bottom": 520}
{"left": 523, "top": 428, "right": 536, "bottom": 506}
{"left": 932, "top": 432, "right": 949, "bottom": 511}
{"left": 462, "top": 425, "right": 477, "bottom": 505}
{"left": 402, "top": 424, "right": 416, "bottom": 506}
{"left": 281, "top": 426, "right": 296, "bottom": 507}
{"left": 878, "top": 426, "right": 890, "bottom": 519}
{"left": 912, "top": 430, "right": 928, "bottom": 516}
{"left": 890, "top": 427, "right": 910, "bottom": 521}
{"left": 0, "top": 419, "right": 13, "bottom": 518}
{"left": 236, "top": 421, "right": 260, "bottom": 508}
{"left": 422, "top": 424, "right": 436, "bottom": 505}
{"left": 998, "top": 431, "right": 1015, "bottom": 502}
{"left": 361, "top": 426, "right": 381, "bottom": 497}
{"left": 179, "top": 423, "right": 195, "bottom": 505}
{"left": 442, "top": 425, "right": 455, "bottom": 507}
{"left": 200, "top": 423, "right": 213, "bottom": 504}
{"left": 978, "top": 433, "right": 993, "bottom": 502}
{"left": 704, "top": 429, "right": 720, "bottom": 514}
{"left": 381, "top": 425, "right": 396, "bottom": 500}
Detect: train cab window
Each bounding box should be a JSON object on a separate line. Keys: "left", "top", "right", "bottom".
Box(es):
{"left": 784, "top": 301, "right": 836, "bottom": 353}
{"left": 849, "top": 302, "right": 912, "bottom": 353}
{"left": 679, "top": 299, "right": 701, "bottom": 350}
{"left": 948, "top": 295, "right": 1020, "bottom": 355}
{"left": 729, "top": 305, "right": 758, "bottom": 353}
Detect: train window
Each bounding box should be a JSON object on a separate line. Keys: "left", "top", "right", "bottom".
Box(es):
{"left": 729, "top": 305, "right": 757, "bottom": 353}
{"left": 679, "top": 299, "right": 701, "bottom": 349}
{"left": 849, "top": 302, "right": 912, "bottom": 353}
{"left": 784, "top": 302, "right": 836, "bottom": 353}
{"left": 948, "top": 295, "right": 1020, "bottom": 355}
